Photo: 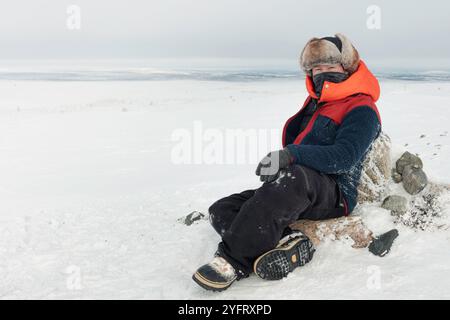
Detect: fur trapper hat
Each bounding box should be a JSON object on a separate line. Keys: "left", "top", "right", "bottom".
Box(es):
{"left": 300, "top": 33, "right": 360, "bottom": 76}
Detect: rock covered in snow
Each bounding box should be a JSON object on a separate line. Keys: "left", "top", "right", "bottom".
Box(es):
{"left": 392, "top": 182, "right": 450, "bottom": 230}
{"left": 391, "top": 168, "right": 403, "bottom": 183}
{"left": 178, "top": 211, "right": 205, "bottom": 226}
{"left": 290, "top": 215, "right": 374, "bottom": 248}
{"left": 392, "top": 151, "right": 428, "bottom": 195}
{"left": 380, "top": 151, "right": 448, "bottom": 230}
{"left": 381, "top": 195, "right": 408, "bottom": 214}
{"left": 402, "top": 164, "right": 428, "bottom": 195}
{"left": 357, "top": 131, "right": 392, "bottom": 204}
{"left": 395, "top": 151, "right": 423, "bottom": 174}
{"left": 379, "top": 151, "right": 448, "bottom": 230}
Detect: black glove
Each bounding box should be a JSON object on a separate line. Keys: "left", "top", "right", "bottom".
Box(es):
{"left": 255, "top": 148, "right": 294, "bottom": 183}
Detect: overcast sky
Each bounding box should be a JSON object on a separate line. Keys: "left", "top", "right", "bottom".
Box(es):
{"left": 1, "top": 0, "right": 449, "bottom": 68}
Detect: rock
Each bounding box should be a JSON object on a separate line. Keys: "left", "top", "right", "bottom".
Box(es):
{"left": 368, "top": 229, "right": 399, "bottom": 257}
{"left": 396, "top": 151, "right": 423, "bottom": 174}
{"left": 391, "top": 168, "right": 402, "bottom": 183}
{"left": 402, "top": 165, "right": 428, "bottom": 195}
{"left": 290, "top": 215, "right": 373, "bottom": 248}
{"left": 394, "top": 182, "right": 449, "bottom": 230}
{"left": 178, "top": 211, "right": 205, "bottom": 226}
{"left": 381, "top": 195, "right": 408, "bottom": 214}
{"left": 357, "top": 131, "right": 392, "bottom": 204}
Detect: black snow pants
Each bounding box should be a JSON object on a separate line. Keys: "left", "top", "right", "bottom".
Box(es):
{"left": 209, "top": 164, "right": 347, "bottom": 277}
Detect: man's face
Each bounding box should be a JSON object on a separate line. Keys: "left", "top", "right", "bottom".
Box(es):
{"left": 311, "top": 64, "right": 345, "bottom": 76}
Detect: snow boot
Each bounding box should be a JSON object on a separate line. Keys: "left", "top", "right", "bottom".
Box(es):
{"left": 192, "top": 256, "right": 238, "bottom": 292}
{"left": 253, "top": 231, "right": 315, "bottom": 280}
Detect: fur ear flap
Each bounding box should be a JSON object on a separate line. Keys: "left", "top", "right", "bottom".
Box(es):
{"left": 299, "top": 37, "right": 320, "bottom": 76}
{"left": 335, "top": 33, "right": 360, "bottom": 74}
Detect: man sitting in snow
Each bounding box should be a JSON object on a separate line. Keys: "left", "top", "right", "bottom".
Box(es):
{"left": 193, "top": 33, "right": 382, "bottom": 291}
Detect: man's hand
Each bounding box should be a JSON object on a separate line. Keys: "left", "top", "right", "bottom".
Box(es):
{"left": 255, "top": 148, "right": 294, "bottom": 183}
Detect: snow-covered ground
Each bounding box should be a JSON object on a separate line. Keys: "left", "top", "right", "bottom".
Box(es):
{"left": 0, "top": 78, "right": 449, "bottom": 299}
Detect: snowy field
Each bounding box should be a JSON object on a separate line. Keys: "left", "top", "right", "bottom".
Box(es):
{"left": 0, "top": 78, "right": 449, "bottom": 299}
